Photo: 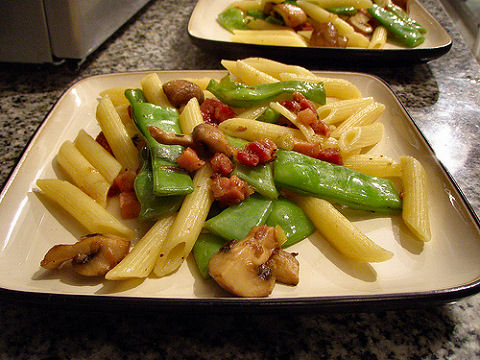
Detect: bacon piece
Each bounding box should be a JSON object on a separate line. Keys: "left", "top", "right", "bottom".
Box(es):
{"left": 236, "top": 138, "right": 278, "bottom": 167}
{"left": 211, "top": 175, "right": 254, "bottom": 206}
{"left": 210, "top": 152, "right": 234, "bottom": 176}
{"left": 281, "top": 92, "right": 317, "bottom": 115}
{"left": 200, "top": 98, "right": 236, "bottom": 125}
{"left": 95, "top": 132, "right": 113, "bottom": 155}
{"left": 119, "top": 191, "right": 141, "bottom": 219}
{"left": 176, "top": 147, "right": 205, "bottom": 173}
{"left": 109, "top": 169, "right": 137, "bottom": 197}
{"left": 310, "top": 119, "right": 331, "bottom": 137}
{"left": 292, "top": 138, "right": 342, "bottom": 165}
{"left": 297, "top": 108, "right": 317, "bottom": 126}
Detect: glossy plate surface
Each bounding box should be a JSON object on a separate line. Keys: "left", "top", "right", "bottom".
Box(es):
{"left": 0, "top": 70, "right": 479, "bottom": 311}
{"left": 188, "top": 0, "right": 452, "bottom": 64}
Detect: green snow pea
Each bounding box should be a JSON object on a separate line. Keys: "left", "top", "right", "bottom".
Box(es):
{"left": 217, "top": 8, "right": 248, "bottom": 33}
{"left": 206, "top": 76, "right": 326, "bottom": 108}
{"left": 193, "top": 232, "right": 226, "bottom": 279}
{"left": 204, "top": 194, "right": 273, "bottom": 241}
{"left": 266, "top": 197, "right": 315, "bottom": 248}
{"left": 246, "top": 9, "right": 266, "bottom": 19}
{"left": 227, "top": 136, "right": 279, "bottom": 200}
{"left": 134, "top": 147, "right": 184, "bottom": 221}
{"left": 125, "top": 89, "right": 193, "bottom": 196}
{"left": 386, "top": 3, "right": 426, "bottom": 34}
{"left": 273, "top": 150, "right": 402, "bottom": 213}
{"left": 256, "top": 107, "right": 281, "bottom": 124}
{"left": 368, "top": 4, "right": 425, "bottom": 48}
{"left": 327, "top": 6, "right": 357, "bottom": 16}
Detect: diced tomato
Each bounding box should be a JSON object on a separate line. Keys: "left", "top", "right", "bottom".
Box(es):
{"left": 200, "top": 98, "right": 236, "bottom": 125}
{"left": 119, "top": 191, "right": 141, "bottom": 219}
{"left": 316, "top": 148, "right": 343, "bottom": 165}
{"left": 176, "top": 147, "right": 205, "bottom": 173}
{"left": 95, "top": 132, "right": 113, "bottom": 155}
{"left": 210, "top": 152, "right": 234, "bottom": 176}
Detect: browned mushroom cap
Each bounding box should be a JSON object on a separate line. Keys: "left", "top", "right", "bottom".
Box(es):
{"left": 162, "top": 80, "right": 205, "bottom": 108}
{"left": 266, "top": 249, "right": 299, "bottom": 285}
{"left": 208, "top": 225, "right": 280, "bottom": 297}
{"left": 348, "top": 11, "right": 373, "bottom": 34}
{"left": 40, "top": 233, "right": 130, "bottom": 277}
{"left": 272, "top": 3, "right": 307, "bottom": 28}
{"left": 191, "top": 123, "right": 233, "bottom": 158}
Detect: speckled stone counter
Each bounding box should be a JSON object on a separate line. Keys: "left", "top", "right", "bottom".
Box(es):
{"left": 0, "top": 0, "right": 479, "bottom": 359}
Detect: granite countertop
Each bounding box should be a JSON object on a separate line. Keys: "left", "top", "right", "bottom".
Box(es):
{"left": 1, "top": 0, "right": 480, "bottom": 358}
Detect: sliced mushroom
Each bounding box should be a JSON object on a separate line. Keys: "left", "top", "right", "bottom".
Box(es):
{"left": 348, "top": 11, "right": 373, "bottom": 34}
{"left": 272, "top": 3, "right": 307, "bottom": 28}
{"left": 40, "top": 233, "right": 130, "bottom": 277}
{"left": 266, "top": 249, "right": 299, "bottom": 285}
{"left": 147, "top": 123, "right": 233, "bottom": 159}
{"left": 310, "top": 22, "right": 347, "bottom": 48}
{"left": 162, "top": 80, "right": 204, "bottom": 108}
{"left": 208, "top": 225, "right": 280, "bottom": 297}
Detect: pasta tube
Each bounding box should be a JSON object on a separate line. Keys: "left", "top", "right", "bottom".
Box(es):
{"left": 400, "top": 156, "right": 431, "bottom": 242}
{"left": 74, "top": 129, "right": 123, "bottom": 184}
{"left": 290, "top": 193, "right": 393, "bottom": 262}
{"left": 153, "top": 164, "right": 214, "bottom": 277}
{"left": 99, "top": 87, "right": 130, "bottom": 107}
{"left": 179, "top": 97, "right": 203, "bottom": 134}
{"left": 96, "top": 97, "right": 139, "bottom": 171}
{"left": 368, "top": 25, "right": 388, "bottom": 49}
{"left": 343, "top": 154, "right": 401, "bottom": 177}
{"left": 330, "top": 102, "right": 385, "bottom": 138}
{"left": 36, "top": 179, "right": 134, "bottom": 240}
{"left": 218, "top": 117, "right": 305, "bottom": 145}
{"left": 56, "top": 140, "right": 110, "bottom": 208}
{"left": 317, "top": 97, "right": 374, "bottom": 125}
{"left": 140, "top": 73, "right": 171, "bottom": 108}
{"left": 105, "top": 214, "right": 176, "bottom": 280}
{"left": 338, "top": 122, "right": 384, "bottom": 154}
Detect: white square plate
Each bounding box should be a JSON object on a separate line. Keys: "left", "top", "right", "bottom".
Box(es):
{"left": 0, "top": 70, "right": 479, "bottom": 311}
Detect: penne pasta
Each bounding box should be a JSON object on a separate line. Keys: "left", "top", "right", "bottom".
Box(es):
{"left": 179, "top": 97, "right": 203, "bottom": 134}
{"left": 237, "top": 104, "right": 269, "bottom": 120}
{"left": 242, "top": 57, "right": 315, "bottom": 79}
{"left": 330, "top": 102, "right": 385, "bottom": 138}
{"left": 140, "top": 72, "right": 171, "bottom": 108}
{"left": 400, "top": 156, "right": 431, "bottom": 242}
{"left": 153, "top": 164, "right": 214, "bottom": 277}
{"left": 36, "top": 179, "right": 134, "bottom": 240}
{"left": 96, "top": 97, "right": 139, "bottom": 171}
{"left": 218, "top": 117, "right": 305, "bottom": 145}
{"left": 105, "top": 214, "right": 176, "bottom": 280}
{"left": 230, "top": 30, "right": 308, "bottom": 47}
{"left": 278, "top": 72, "right": 362, "bottom": 99}
{"left": 74, "top": 129, "right": 123, "bottom": 184}
{"left": 115, "top": 104, "right": 138, "bottom": 138}
{"left": 317, "top": 97, "right": 374, "bottom": 125}
{"left": 343, "top": 154, "right": 401, "bottom": 177}
{"left": 289, "top": 193, "right": 393, "bottom": 262}
{"left": 338, "top": 122, "right": 384, "bottom": 154}
{"left": 304, "top": 0, "right": 373, "bottom": 9}
{"left": 234, "top": 60, "right": 279, "bottom": 85}
{"left": 56, "top": 140, "right": 111, "bottom": 208}
{"left": 346, "top": 32, "right": 370, "bottom": 48}
{"left": 368, "top": 25, "right": 388, "bottom": 49}
{"left": 99, "top": 87, "right": 130, "bottom": 107}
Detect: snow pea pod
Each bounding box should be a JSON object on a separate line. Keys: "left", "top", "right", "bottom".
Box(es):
{"left": 217, "top": 8, "right": 248, "bottom": 33}
{"left": 386, "top": 3, "right": 426, "bottom": 34}
{"left": 273, "top": 150, "right": 402, "bottom": 213}
{"left": 192, "top": 232, "right": 226, "bottom": 279}
{"left": 367, "top": 4, "right": 425, "bottom": 48}
{"left": 327, "top": 6, "right": 357, "bottom": 16}
{"left": 206, "top": 76, "right": 326, "bottom": 108}
{"left": 125, "top": 89, "right": 193, "bottom": 196}
{"left": 228, "top": 136, "right": 279, "bottom": 200}
{"left": 266, "top": 197, "right": 315, "bottom": 248}
{"left": 134, "top": 147, "right": 184, "bottom": 221}
{"left": 204, "top": 194, "right": 273, "bottom": 241}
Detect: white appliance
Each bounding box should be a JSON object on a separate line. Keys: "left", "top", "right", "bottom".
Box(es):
{"left": 0, "top": 0, "right": 151, "bottom": 64}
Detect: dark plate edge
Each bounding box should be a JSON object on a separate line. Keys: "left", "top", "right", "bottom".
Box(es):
{"left": 0, "top": 70, "right": 479, "bottom": 313}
